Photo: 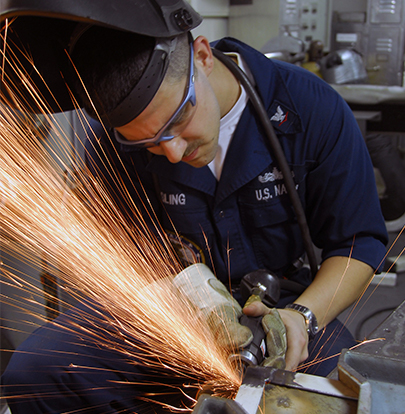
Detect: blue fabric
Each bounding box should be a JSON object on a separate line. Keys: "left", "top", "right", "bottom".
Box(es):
{"left": 2, "top": 301, "right": 188, "bottom": 413}
{"left": 305, "top": 319, "right": 356, "bottom": 377}
{"left": 3, "top": 37, "right": 387, "bottom": 412}
{"left": 87, "top": 38, "right": 387, "bottom": 282}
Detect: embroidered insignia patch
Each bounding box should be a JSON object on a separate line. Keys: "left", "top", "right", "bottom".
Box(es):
{"left": 166, "top": 231, "right": 205, "bottom": 267}
{"left": 270, "top": 105, "right": 288, "bottom": 125}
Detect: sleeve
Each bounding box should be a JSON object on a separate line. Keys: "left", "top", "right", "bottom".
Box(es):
{"left": 301, "top": 84, "right": 388, "bottom": 271}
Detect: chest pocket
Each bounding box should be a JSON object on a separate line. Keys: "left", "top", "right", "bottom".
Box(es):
{"left": 238, "top": 164, "right": 307, "bottom": 272}
{"left": 158, "top": 185, "right": 215, "bottom": 263}
{"left": 162, "top": 204, "right": 213, "bottom": 237}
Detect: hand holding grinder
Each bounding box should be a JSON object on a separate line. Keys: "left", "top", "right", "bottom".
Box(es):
{"left": 173, "top": 264, "right": 287, "bottom": 371}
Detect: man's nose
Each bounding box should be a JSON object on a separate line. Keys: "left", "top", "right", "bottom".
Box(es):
{"left": 159, "top": 136, "right": 188, "bottom": 163}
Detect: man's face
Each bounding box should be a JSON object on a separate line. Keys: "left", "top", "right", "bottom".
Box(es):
{"left": 115, "top": 51, "right": 221, "bottom": 168}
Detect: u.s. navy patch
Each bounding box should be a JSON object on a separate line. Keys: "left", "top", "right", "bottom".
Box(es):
{"left": 166, "top": 231, "right": 205, "bottom": 267}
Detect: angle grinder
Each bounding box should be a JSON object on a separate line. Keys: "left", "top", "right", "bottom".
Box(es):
{"left": 228, "top": 269, "right": 281, "bottom": 370}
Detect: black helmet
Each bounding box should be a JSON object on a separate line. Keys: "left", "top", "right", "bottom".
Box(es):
{"left": 0, "top": 0, "right": 202, "bottom": 116}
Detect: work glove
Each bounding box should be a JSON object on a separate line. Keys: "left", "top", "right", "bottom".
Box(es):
{"left": 173, "top": 264, "right": 287, "bottom": 368}
{"left": 260, "top": 308, "right": 287, "bottom": 368}
{"left": 173, "top": 263, "right": 253, "bottom": 349}
{"left": 242, "top": 291, "right": 287, "bottom": 368}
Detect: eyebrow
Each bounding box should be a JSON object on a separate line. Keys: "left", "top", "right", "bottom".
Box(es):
{"left": 144, "top": 107, "right": 186, "bottom": 140}
{"left": 167, "top": 102, "right": 191, "bottom": 128}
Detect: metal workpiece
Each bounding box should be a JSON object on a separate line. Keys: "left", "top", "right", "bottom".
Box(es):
{"left": 262, "top": 384, "right": 357, "bottom": 414}
{"left": 335, "top": 299, "right": 405, "bottom": 414}
{"left": 233, "top": 366, "right": 273, "bottom": 414}
{"left": 259, "top": 300, "right": 405, "bottom": 413}
{"left": 352, "top": 299, "right": 405, "bottom": 359}
{"left": 193, "top": 302, "right": 405, "bottom": 414}
{"left": 192, "top": 394, "right": 248, "bottom": 414}
{"left": 196, "top": 366, "right": 358, "bottom": 414}
{"left": 338, "top": 350, "right": 405, "bottom": 414}
{"left": 259, "top": 368, "right": 358, "bottom": 414}
{"left": 192, "top": 367, "right": 272, "bottom": 414}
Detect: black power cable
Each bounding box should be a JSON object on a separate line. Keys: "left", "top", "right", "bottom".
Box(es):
{"left": 212, "top": 48, "right": 318, "bottom": 278}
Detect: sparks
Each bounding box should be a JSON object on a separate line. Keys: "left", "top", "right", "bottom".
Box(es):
{"left": 0, "top": 30, "right": 241, "bottom": 411}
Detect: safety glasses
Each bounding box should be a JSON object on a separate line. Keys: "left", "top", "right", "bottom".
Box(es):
{"left": 114, "top": 41, "right": 196, "bottom": 148}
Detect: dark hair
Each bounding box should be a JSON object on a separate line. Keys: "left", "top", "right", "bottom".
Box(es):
{"left": 70, "top": 26, "right": 190, "bottom": 119}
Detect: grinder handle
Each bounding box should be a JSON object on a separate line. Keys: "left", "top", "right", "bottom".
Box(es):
{"left": 238, "top": 313, "right": 267, "bottom": 366}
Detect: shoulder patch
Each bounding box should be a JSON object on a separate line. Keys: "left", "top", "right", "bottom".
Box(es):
{"left": 269, "top": 101, "right": 301, "bottom": 134}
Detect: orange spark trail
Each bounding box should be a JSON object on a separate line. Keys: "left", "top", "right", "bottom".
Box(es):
{"left": 0, "top": 33, "right": 241, "bottom": 410}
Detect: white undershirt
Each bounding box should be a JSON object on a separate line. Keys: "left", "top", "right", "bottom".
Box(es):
{"left": 208, "top": 53, "right": 252, "bottom": 180}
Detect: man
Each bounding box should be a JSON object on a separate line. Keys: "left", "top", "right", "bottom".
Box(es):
{"left": 1, "top": 1, "right": 387, "bottom": 412}
{"left": 73, "top": 25, "right": 387, "bottom": 369}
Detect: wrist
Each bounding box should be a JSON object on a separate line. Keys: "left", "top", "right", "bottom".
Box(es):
{"left": 284, "top": 303, "right": 319, "bottom": 341}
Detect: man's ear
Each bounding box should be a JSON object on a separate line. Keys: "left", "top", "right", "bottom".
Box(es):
{"left": 193, "top": 35, "right": 214, "bottom": 76}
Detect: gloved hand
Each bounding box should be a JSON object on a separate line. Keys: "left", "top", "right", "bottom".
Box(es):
{"left": 243, "top": 292, "right": 287, "bottom": 369}
{"left": 173, "top": 264, "right": 287, "bottom": 368}
{"left": 173, "top": 264, "right": 253, "bottom": 349}
{"left": 241, "top": 293, "right": 287, "bottom": 368}
{"left": 260, "top": 308, "right": 287, "bottom": 368}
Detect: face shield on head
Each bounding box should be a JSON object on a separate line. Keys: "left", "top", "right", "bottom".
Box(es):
{"left": 0, "top": 0, "right": 202, "bottom": 118}
{"left": 72, "top": 33, "right": 180, "bottom": 128}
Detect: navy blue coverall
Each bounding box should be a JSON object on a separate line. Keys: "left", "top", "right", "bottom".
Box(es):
{"left": 2, "top": 38, "right": 387, "bottom": 413}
